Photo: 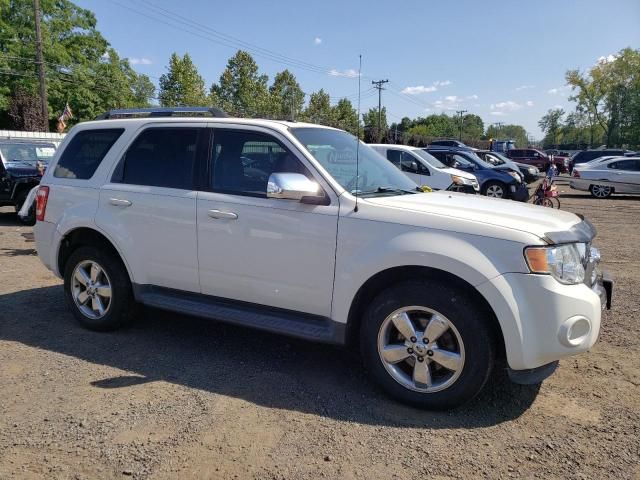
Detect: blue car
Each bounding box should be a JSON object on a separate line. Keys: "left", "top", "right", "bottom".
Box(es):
{"left": 424, "top": 147, "right": 529, "bottom": 201}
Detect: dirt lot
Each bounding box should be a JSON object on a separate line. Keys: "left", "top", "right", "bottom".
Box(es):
{"left": 0, "top": 188, "right": 638, "bottom": 480}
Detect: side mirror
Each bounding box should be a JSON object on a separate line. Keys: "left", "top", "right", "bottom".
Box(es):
{"left": 267, "top": 172, "right": 326, "bottom": 204}
{"left": 411, "top": 161, "right": 419, "bottom": 172}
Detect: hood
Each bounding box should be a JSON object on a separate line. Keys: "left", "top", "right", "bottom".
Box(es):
{"left": 438, "top": 166, "right": 476, "bottom": 180}
{"left": 365, "top": 191, "right": 581, "bottom": 241}
{"left": 4, "top": 162, "right": 40, "bottom": 177}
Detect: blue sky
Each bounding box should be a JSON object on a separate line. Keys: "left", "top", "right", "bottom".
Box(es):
{"left": 76, "top": 0, "right": 640, "bottom": 138}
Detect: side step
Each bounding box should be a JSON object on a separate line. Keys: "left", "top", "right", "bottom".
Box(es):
{"left": 134, "top": 285, "right": 346, "bottom": 345}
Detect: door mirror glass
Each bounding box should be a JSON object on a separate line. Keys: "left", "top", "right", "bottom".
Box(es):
{"left": 267, "top": 172, "right": 324, "bottom": 203}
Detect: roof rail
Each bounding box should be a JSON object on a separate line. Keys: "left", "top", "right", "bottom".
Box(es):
{"left": 94, "top": 106, "right": 229, "bottom": 120}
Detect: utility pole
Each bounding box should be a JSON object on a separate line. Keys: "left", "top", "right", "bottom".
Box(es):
{"left": 371, "top": 79, "right": 388, "bottom": 141}
{"left": 33, "top": 0, "right": 49, "bottom": 131}
{"left": 493, "top": 121, "right": 504, "bottom": 137}
{"left": 456, "top": 109, "right": 467, "bottom": 141}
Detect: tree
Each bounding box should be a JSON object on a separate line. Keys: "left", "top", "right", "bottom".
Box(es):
{"left": 362, "top": 106, "right": 388, "bottom": 142}
{"left": 159, "top": 53, "right": 207, "bottom": 107}
{"left": 302, "top": 89, "right": 333, "bottom": 125}
{"left": 566, "top": 47, "right": 640, "bottom": 147}
{"left": 461, "top": 114, "right": 484, "bottom": 140}
{"left": 485, "top": 124, "right": 528, "bottom": 148}
{"left": 331, "top": 98, "right": 359, "bottom": 135}
{"left": 538, "top": 108, "right": 565, "bottom": 147}
{"left": 209, "top": 50, "right": 269, "bottom": 117}
{"left": 0, "top": 0, "right": 155, "bottom": 127}
{"left": 7, "top": 87, "right": 42, "bottom": 131}
{"left": 268, "top": 69, "right": 304, "bottom": 120}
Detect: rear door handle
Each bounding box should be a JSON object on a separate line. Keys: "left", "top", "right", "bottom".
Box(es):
{"left": 208, "top": 209, "right": 238, "bottom": 220}
{"left": 109, "top": 198, "right": 132, "bottom": 207}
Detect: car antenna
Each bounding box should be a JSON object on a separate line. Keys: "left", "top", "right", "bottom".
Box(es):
{"left": 354, "top": 54, "right": 362, "bottom": 213}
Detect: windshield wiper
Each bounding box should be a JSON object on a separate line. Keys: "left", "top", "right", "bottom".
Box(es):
{"left": 357, "top": 186, "right": 420, "bottom": 197}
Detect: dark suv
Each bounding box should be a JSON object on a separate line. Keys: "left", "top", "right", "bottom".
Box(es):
{"left": 429, "top": 139, "right": 471, "bottom": 149}
{"left": 572, "top": 149, "right": 632, "bottom": 168}
{"left": 0, "top": 140, "right": 55, "bottom": 222}
{"left": 425, "top": 147, "right": 529, "bottom": 201}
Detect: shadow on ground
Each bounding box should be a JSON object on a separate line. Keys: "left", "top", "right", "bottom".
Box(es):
{"left": 0, "top": 286, "right": 541, "bottom": 429}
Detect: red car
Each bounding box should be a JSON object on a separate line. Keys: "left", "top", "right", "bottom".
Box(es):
{"left": 506, "top": 148, "right": 570, "bottom": 173}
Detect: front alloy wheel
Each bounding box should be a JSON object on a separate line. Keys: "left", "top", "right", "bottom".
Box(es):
{"left": 484, "top": 182, "right": 505, "bottom": 198}
{"left": 590, "top": 184, "right": 612, "bottom": 198}
{"left": 378, "top": 307, "right": 465, "bottom": 393}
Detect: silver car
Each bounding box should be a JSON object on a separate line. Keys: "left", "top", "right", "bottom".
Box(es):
{"left": 570, "top": 157, "right": 640, "bottom": 198}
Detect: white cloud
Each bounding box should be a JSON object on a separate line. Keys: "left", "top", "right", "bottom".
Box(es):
{"left": 328, "top": 68, "right": 359, "bottom": 78}
{"left": 401, "top": 79, "right": 452, "bottom": 95}
{"left": 597, "top": 54, "right": 617, "bottom": 64}
{"left": 490, "top": 111, "right": 507, "bottom": 116}
{"left": 516, "top": 84, "right": 535, "bottom": 91}
{"left": 552, "top": 104, "right": 564, "bottom": 109}
{"left": 444, "top": 95, "right": 459, "bottom": 102}
{"left": 402, "top": 85, "right": 437, "bottom": 94}
{"left": 490, "top": 100, "right": 522, "bottom": 112}
{"left": 526, "top": 100, "right": 534, "bottom": 107}
{"left": 466, "top": 94, "right": 478, "bottom": 100}
{"left": 547, "top": 86, "right": 570, "bottom": 96}
{"left": 130, "top": 57, "right": 152, "bottom": 65}
{"left": 547, "top": 88, "right": 559, "bottom": 95}
{"left": 314, "top": 37, "right": 322, "bottom": 45}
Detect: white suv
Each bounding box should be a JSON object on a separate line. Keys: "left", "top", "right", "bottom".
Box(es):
{"left": 33, "top": 108, "right": 612, "bottom": 409}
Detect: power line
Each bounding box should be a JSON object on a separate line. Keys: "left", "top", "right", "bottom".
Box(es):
{"left": 371, "top": 79, "right": 389, "bottom": 141}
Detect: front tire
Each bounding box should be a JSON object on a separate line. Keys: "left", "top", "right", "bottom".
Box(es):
{"left": 361, "top": 280, "right": 495, "bottom": 409}
{"left": 483, "top": 181, "right": 507, "bottom": 199}
{"left": 63, "top": 246, "right": 135, "bottom": 331}
{"left": 589, "top": 184, "right": 612, "bottom": 198}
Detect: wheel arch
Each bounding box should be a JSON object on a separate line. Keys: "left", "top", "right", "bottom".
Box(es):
{"left": 57, "top": 227, "right": 133, "bottom": 283}
{"left": 345, "top": 265, "right": 506, "bottom": 359}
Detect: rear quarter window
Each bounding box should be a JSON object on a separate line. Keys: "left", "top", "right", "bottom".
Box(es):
{"left": 54, "top": 129, "right": 124, "bottom": 179}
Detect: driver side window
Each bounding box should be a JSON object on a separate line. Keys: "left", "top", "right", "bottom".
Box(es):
{"left": 210, "top": 129, "right": 311, "bottom": 197}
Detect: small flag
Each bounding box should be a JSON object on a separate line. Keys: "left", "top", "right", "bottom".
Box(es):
{"left": 56, "top": 102, "right": 73, "bottom": 132}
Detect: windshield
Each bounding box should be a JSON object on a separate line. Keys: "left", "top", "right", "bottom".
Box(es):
{"left": 464, "top": 152, "right": 494, "bottom": 169}
{"left": 0, "top": 143, "right": 56, "bottom": 165}
{"left": 486, "top": 152, "right": 510, "bottom": 165}
{"left": 414, "top": 149, "right": 446, "bottom": 169}
{"left": 291, "top": 128, "right": 417, "bottom": 196}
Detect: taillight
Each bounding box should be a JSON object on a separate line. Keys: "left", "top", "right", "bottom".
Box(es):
{"left": 573, "top": 170, "right": 581, "bottom": 178}
{"left": 35, "top": 186, "right": 49, "bottom": 221}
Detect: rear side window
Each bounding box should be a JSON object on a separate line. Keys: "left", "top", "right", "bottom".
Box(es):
{"left": 54, "top": 129, "right": 123, "bottom": 179}
{"left": 117, "top": 128, "right": 201, "bottom": 189}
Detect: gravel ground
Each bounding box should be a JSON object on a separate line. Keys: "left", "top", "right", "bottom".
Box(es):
{"left": 0, "top": 187, "right": 638, "bottom": 480}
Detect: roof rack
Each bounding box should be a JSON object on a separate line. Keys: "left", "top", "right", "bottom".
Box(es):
{"left": 94, "top": 106, "right": 229, "bottom": 120}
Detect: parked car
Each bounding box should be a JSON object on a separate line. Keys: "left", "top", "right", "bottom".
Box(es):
{"left": 570, "top": 157, "right": 640, "bottom": 198}
{"left": 571, "top": 149, "right": 633, "bottom": 169}
{"left": 368, "top": 144, "right": 479, "bottom": 193}
{"left": 33, "top": 107, "right": 612, "bottom": 410}
{"left": 0, "top": 139, "right": 56, "bottom": 224}
{"left": 506, "top": 148, "right": 570, "bottom": 173}
{"left": 425, "top": 147, "right": 529, "bottom": 201}
{"left": 475, "top": 150, "right": 540, "bottom": 184}
{"left": 429, "top": 139, "right": 471, "bottom": 149}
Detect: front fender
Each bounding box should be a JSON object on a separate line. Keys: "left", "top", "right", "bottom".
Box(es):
{"left": 331, "top": 218, "right": 529, "bottom": 325}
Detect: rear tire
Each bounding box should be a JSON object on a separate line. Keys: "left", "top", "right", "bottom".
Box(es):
{"left": 63, "top": 246, "right": 135, "bottom": 331}
{"left": 360, "top": 280, "right": 495, "bottom": 409}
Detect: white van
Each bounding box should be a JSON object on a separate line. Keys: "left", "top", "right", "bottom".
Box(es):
{"left": 369, "top": 144, "right": 479, "bottom": 192}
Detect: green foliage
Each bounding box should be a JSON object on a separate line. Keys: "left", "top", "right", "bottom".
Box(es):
{"left": 565, "top": 47, "right": 640, "bottom": 147}
{"left": 159, "top": 53, "right": 207, "bottom": 107}
{"left": 331, "top": 98, "right": 359, "bottom": 135}
{"left": 268, "top": 69, "right": 305, "bottom": 120}
{"left": 209, "top": 50, "right": 269, "bottom": 117}
{"left": 485, "top": 124, "right": 528, "bottom": 148}
{"left": 0, "top": 0, "right": 155, "bottom": 128}
{"left": 362, "top": 106, "right": 388, "bottom": 142}
{"left": 538, "top": 108, "right": 565, "bottom": 147}
{"left": 302, "top": 89, "right": 333, "bottom": 125}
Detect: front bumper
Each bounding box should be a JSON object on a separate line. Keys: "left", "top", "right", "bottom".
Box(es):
{"left": 510, "top": 183, "right": 530, "bottom": 202}
{"left": 477, "top": 270, "right": 611, "bottom": 372}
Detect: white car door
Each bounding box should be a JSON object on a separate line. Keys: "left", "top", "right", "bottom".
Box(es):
{"left": 196, "top": 126, "right": 339, "bottom": 317}
{"left": 95, "top": 124, "right": 205, "bottom": 293}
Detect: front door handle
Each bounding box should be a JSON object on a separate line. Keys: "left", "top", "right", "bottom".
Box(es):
{"left": 208, "top": 209, "right": 238, "bottom": 220}
{"left": 109, "top": 198, "right": 132, "bottom": 207}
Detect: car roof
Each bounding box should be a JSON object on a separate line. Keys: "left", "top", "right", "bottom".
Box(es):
{"left": 73, "top": 116, "right": 340, "bottom": 135}
{"left": 368, "top": 143, "right": 421, "bottom": 151}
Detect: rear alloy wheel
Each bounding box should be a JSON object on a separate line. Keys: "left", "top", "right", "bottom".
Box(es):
{"left": 483, "top": 181, "right": 506, "bottom": 198}
{"left": 64, "top": 246, "right": 135, "bottom": 331}
{"left": 590, "top": 184, "right": 612, "bottom": 199}
{"left": 361, "top": 280, "right": 495, "bottom": 409}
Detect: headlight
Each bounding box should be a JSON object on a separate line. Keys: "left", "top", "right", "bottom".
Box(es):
{"left": 507, "top": 171, "right": 522, "bottom": 182}
{"left": 528, "top": 167, "right": 537, "bottom": 175}
{"left": 451, "top": 175, "right": 473, "bottom": 186}
{"left": 524, "top": 243, "right": 586, "bottom": 284}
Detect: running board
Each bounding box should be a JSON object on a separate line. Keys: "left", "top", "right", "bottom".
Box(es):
{"left": 133, "top": 285, "right": 346, "bottom": 345}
